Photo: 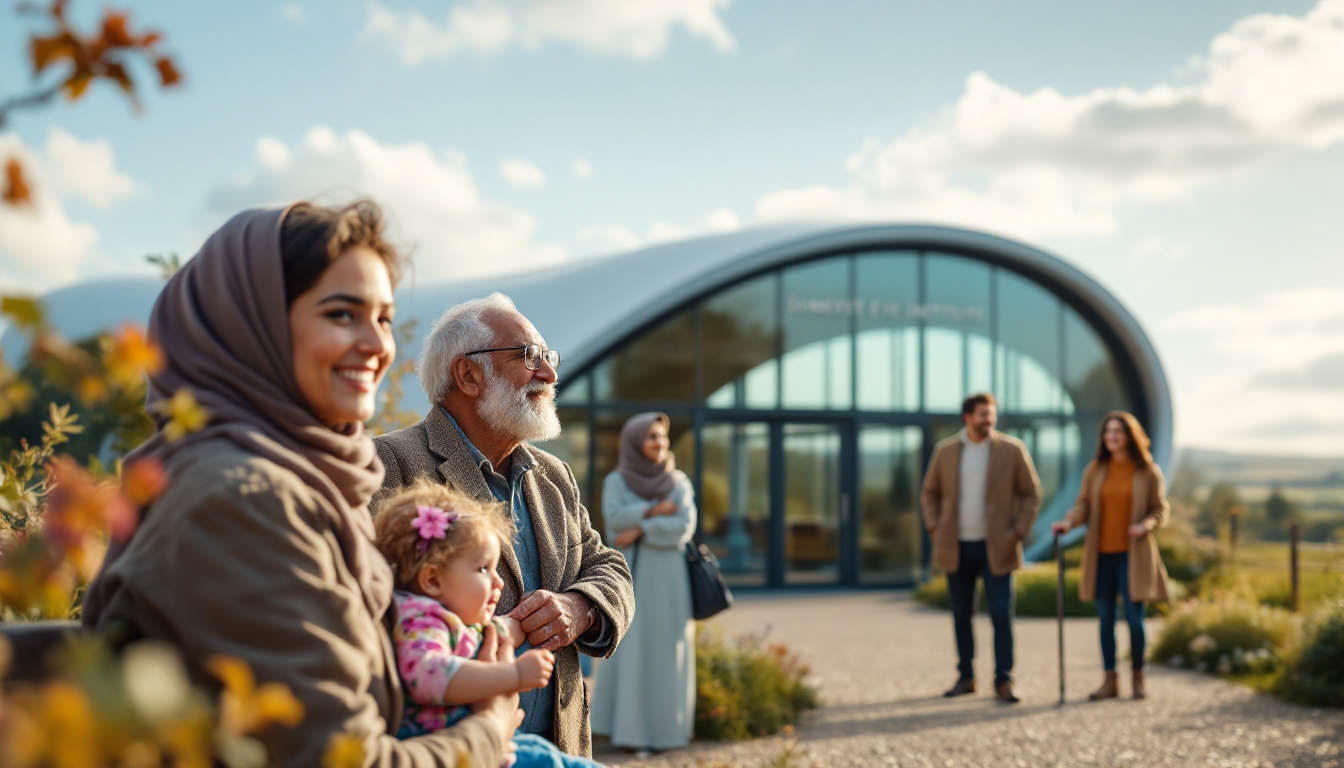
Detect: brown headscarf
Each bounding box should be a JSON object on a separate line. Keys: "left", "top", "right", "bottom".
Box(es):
{"left": 84, "top": 206, "right": 392, "bottom": 621}
{"left": 616, "top": 412, "right": 677, "bottom": 500}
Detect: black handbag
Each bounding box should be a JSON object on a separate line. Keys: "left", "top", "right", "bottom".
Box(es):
{"left": 684, "top": 540, "right": 733, "bottom": 620}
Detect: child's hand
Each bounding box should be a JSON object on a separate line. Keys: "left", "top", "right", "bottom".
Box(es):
{"left": 514, "top": 649, "right": 555, "bottom": 692}
{"left": 501, "top": 616, "right": 525, "bottom": 649}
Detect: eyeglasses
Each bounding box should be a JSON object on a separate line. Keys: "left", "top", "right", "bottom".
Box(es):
{"left": 463, "top": 344, "right": 562, "bottom": 371}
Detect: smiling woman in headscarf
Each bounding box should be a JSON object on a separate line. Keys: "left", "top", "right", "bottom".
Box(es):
{"left": 82, "top": 201, "right": 519, "bottom": 768}
{"left": 589, "top": 412, "right": 697, "bottom": 755}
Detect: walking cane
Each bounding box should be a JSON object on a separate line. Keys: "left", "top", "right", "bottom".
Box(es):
{"left": 1055, "top": 529, "right": 1066, "bottom": 706}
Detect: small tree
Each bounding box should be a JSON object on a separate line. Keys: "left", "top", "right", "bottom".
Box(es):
{"left": 1196, "top": 482, "right": 1241, "bottom": 539}
{"left": 1262, "top": 486, "right": 1304, "bottom": 542}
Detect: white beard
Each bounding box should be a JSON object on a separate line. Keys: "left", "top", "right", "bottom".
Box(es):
{"left": 476, "top": 368, "right": 562, "bottom": 442}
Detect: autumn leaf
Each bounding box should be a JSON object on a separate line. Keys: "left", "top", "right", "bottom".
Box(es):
{"left": 29, "top": 32, "right": 77, "bottom": 74}
{"left": 104, "top": 61, "right": 134, "bottom": 95}
{"left": 0, "top": 294, "right": 44, "bottom": 328}
{"left": 155, "top": 56, "right": 181, "bottom": 87}
{"left": 3, "top": 158, "right": 34, "bottom": 206}
{"left": 100, "top": 12, "right": 134, "bottom": 47}
{"left": 62, "top": 70, "right": 92, "bottom": 101}
{"left": 153, "top": 388, "right": 210, "bottom": 442}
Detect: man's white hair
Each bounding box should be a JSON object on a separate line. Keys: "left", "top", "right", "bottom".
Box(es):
{"left": 418, "top": 292, "right": 519, "bottom": 403}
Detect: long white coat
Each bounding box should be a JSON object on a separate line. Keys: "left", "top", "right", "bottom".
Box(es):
{"left": 590, "top": 471, "right": 697, "bottom": 750}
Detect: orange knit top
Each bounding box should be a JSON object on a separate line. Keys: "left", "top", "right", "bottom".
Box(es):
{"left": 1098, "top": 457, "right": 1135, "bottom": 554}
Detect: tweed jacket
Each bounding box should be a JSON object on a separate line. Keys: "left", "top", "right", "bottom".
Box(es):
{"left": 1063, "top": 459, "right": 1171, "bottom": 603}
{"left": 921, "top": 431, "right": 1042, "bottom": 576}
{"left": 85, "top": 438, "right": 506, "bottom": 768}
{"left": 372, "top": 407, "right": 635, "bottom": 758}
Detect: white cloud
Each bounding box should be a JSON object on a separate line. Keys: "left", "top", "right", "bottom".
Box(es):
{"left": 1132, "top": 236, "right": 1188, "bottom": 263}
{"left": 499, "top": 158, "right": 547, "bottom": 188}
{"left": 206, "top": 127, "right": 565, "bottom": 283}
{"left": 281, "top": 3, "right": 304, "bottom": 23}
{"left": 363, "top": 0, "right": 734, "bottom": 66}
{"left": 756, "top": 0, "right": 1344, "bottom": 242}
{"left": 1166, "top": 287, "right": 1344, "bottom": 370}
{"left": 582, "top": 207, "right": 741, "bottom": 252}
{"left": 702, "top": 207, "right": 739, "bottom": 233}
{"left": 43, "top": 128, "right": 139, "bottom": 208}
{"left": 0, "top": 129, "right": 136, "bottom": 290}
{"left": 572, "top": 157, "right": 593, "bottom": 180}
{"left": 1165, "top": 287, "right": 1344, "bottom": 455}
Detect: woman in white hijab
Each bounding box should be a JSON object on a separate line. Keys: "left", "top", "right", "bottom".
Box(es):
{"left": 590, "top": 412, "right": 697, "bottom": 755}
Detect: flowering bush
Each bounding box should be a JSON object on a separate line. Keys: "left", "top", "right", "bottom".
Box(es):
{"left": 0, "top": 293, "right": 372, "bottom": 765}
{"left": 695, "top": 625, "right": 819, "bottom": 741}
{"left": 1273, "top": 598, "right": 1344, "bottom": 707}
{"left": 1150, "top": 596, "right": 1296, "bottom": 676}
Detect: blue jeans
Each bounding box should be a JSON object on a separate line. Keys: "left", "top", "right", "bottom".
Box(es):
{"left": 513, "top": 734, "right": 603, "bottom": 768}
{"left": 946, "top": 540, "right": 1015, "bottom": 686}
{"left": 1095, "top": 552, "right": 1145, "bottom": 671}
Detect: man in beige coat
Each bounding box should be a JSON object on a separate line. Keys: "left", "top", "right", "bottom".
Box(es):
{"left": 921, "top": 393, "right": 1041, "bottom": 703}
{"left": 373, "top": 293, "right": 634, "bottom": 758}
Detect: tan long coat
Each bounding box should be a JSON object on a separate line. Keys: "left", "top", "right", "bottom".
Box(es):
{"left": 87, "top": 438, "right": 505, "bottom": 768}
{"left": 372, "top": 408, "right": 635, "bottom": 758}
{"left": 1063, "top": 460, "right": 1171, "bottom": 603}
{"left": 921, "top": 432, "right": 1042, "bottom": 576}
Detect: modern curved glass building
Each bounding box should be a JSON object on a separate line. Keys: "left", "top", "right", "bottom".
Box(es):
{"left": 410, "top": 224, "right": 1172, "bottom": 588}
{"left": 21, "top": 223, "right": 1171, "bottom": 589}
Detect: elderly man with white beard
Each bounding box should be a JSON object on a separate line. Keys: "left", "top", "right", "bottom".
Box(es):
{"left": 371, "top": 293, "right": 634, "bottom": 759}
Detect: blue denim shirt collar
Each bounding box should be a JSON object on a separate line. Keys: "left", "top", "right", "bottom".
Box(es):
{"left": 438, "top": 405, "right": 536, "bottom": 484}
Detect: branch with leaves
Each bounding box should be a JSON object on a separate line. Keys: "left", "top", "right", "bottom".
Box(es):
{"left": 1, "top": 0, "right": 182, "bottom": 206}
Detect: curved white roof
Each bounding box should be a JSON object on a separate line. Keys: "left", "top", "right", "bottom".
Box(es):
{"left": 10, "top": 222, "right": 1171, "bottom": 466}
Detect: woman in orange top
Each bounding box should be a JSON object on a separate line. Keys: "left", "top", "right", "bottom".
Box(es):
{"left": 1053, "top": 412, "right": 1170, "bottom": 701}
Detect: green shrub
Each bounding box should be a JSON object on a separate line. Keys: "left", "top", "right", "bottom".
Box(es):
{"left": 695, "top": 625, "right": 819, "bottom": 741}
{"left": 1158, "top": 519, "right": 1224, "bottom": 588}
{"left": 1151, "top": 597, "right": 1297, "bottom": 676}
{"left": 1273, "top": 598, "right": 1344, "bottom": 707}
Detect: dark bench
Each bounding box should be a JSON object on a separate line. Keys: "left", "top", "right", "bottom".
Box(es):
{"left": 1, "top": 620, "right": 83, "bottom": 684}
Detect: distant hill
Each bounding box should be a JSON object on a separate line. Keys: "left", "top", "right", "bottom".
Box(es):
{"left": 1175, "top": 447, "right": 1344, "bottom": 487}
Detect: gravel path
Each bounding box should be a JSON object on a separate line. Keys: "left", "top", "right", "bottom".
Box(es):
{"left": 593, "top": 591, "right": 1343, "bottom": 768}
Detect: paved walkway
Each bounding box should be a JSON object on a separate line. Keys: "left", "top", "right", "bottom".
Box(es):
{"left": 594, "top": 591, "right": 1343, "bottom": 768}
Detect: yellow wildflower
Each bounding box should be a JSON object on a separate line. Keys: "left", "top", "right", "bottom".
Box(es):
{"left": 153, "top": 388, "right": 210, "bottom": 442}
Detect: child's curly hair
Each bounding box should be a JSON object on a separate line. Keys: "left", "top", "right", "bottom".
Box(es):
{"left": 373, "top": 478, "right": 515, "bottom": 592}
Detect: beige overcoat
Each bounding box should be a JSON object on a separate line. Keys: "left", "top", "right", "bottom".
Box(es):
{"left": 920, "top": 431, "right": 1042, "bottom": 576}
{"left": 372, "top": 407, "right": 635, "bottom": 758}
{"left": 87, "top": 438, "right": 505, "bottom": 768}
{"left": 1062, "top": 459, "right": 1172, "bottom": 603}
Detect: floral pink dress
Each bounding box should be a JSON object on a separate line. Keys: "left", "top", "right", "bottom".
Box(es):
{"left": 392, "top": 590, "right": 507, "bottom": 738}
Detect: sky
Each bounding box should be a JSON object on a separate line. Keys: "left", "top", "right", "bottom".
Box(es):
{"left": 0, "top": 0, "right": 1342, "bottom": 457}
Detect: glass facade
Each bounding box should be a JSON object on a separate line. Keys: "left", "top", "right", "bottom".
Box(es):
{"left": 532, "top": 248, "right": 1142, "bottom": 588}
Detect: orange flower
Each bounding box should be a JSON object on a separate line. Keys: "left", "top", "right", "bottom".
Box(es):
{"left": 114, "top": 458, "right": 167, "bottom": 541}
{"left": 322, "top": 732, "right": 366, "bottom": 768}
{"left": 103, "top": 324, "right": 163, "bottom": 390}
{"left": 207, "top": 656, "right": 305, "bottom": 736}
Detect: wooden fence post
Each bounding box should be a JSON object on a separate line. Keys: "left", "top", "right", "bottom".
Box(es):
{"left": 1290, "top": 523, "right": 1301, "bottom": 613}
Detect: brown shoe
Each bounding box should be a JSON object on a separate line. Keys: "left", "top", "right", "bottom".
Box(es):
{"left": 1132, "top": 669, "right": 1146, "bottom": 700}
{"left": 943, "top": 677, "right": 976, "bottom": 697}
{"left": 994, "top": 682, "right": 1020, "bottom": 704}
{"left": 1088, "top": 671, "right": 1119, "bottom": 700}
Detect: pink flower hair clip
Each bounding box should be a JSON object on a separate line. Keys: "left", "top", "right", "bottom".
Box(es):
{"left": 412, "top": 505, "right": 460, "bottom": 554}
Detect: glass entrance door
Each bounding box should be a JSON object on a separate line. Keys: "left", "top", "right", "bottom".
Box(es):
{"left": 857, "top": 425, "right": 923, "bottom": 584}
{"left": 781, "top": 423, "right": 844, "bottom": 585}
{"left": 701, "top": 422, "right": 771, "bottom": 588}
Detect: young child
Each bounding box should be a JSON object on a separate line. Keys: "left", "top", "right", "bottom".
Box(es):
{"left": 374, "top": 479, "right": 606, "bottom": 768}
